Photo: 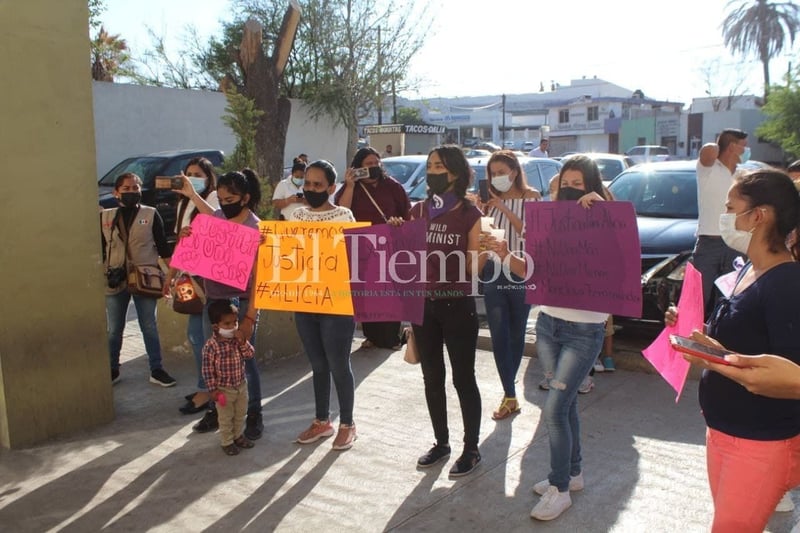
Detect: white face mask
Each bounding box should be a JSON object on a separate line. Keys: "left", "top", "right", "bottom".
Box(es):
{"left": 491, "top": 174, "right": 513, "bottom": 192}
{"left": 218, "top": 327, "right": 236, "bottom": 338}
{"left": 719, "top": 210, "right": 755, "bottom": 254}
{"left": 739, "top": 146, "right": 751, "bottom": 164}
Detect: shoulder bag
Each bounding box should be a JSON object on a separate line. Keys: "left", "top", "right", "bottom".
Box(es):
{"left": 117, "top": 215, "right": 165, "bottom": 298}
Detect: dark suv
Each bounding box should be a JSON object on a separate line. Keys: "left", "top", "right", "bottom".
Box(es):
{"left": 98, "top": 149, "right": 225, "bottom": 248}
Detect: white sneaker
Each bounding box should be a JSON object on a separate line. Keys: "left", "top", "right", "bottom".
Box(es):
{"left": 593, "top": 361, "right": 605, "bottom": 373}
{"left": 533, "top": 473, "right": 584, "bottom": 495}
{"left": 530, "top": 485, "right": 572, "bottom": 521}
{"left": 578, "top": 376, "right": 594, "bottom": 394}
{"left": 776, "top": 491, "right": 795, "bottom": 512}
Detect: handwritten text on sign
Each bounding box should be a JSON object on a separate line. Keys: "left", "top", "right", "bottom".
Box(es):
{"left": 524, "top": 202, "right": 642, "bottom": 317}
{"left": 170, "top": 214, "right": 260, "bottom": 291}
{"left": 344, "top": 218, "right": 427, "bottom": 325}
{"left": 254, "top": 221, "right": 370, "bottom": 315}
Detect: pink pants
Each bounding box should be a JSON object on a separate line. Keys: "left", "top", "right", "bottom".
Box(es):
{"left": 707, "top": 427, "right": 800, "bottom": 532}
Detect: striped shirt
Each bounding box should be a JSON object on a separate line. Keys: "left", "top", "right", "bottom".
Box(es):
{"left": 487, "top": 197, "right": 536, "bottom": 251}
{"left": 201, "top": 335, "right": 255, "bottom": 390}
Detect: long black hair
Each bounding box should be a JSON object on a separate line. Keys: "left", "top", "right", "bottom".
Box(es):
{"left": 428, "top": 144, "right": 472, "bottom": 201}
{"left": 217, "top": 169, "right": 261, "bottom": 211}
{"left": 557, "top": 155, "right": 605, "bottom": 197}
{"left": 735, "top": 169, "right": 800, "bottom": 259}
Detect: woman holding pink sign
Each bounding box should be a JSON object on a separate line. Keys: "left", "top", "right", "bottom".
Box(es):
{"left": 177, "top": 169, "right": 265, "bottom": 441}
{"left": 479, "top": 150, "right": 541, "bottom": 421}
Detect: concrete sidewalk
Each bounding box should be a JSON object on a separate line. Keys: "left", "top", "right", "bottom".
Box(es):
{"left": 0, "top": 315, "right": 797, "bottom": 532}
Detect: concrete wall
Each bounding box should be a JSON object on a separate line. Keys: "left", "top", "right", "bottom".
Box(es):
{"left": 0, "top": 0, "right": 113, "bottom": 447}
{"left": 701, "top": 109, "right": 784, "bottom": 164}
{"left": 93, "top": 85, "right": 348, "bottom": 179}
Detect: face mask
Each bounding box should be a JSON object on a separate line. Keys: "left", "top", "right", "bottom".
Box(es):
{"left": 217, "top": 327, "right": 236, "bottom": 338}
{"left": 739, "top": 146, "right": 751, "bottom": 164}
{"left": 119, "top": 192, "right": 141, "bottom": 207}
{"left": 221, "top": 202, "right": 245, "bottom": 219}
{"left": 719, "top": 210, "right": 755, "bottom": 254}
{"left": 189, "top": 177, "right": 206, "bottom": 192}
{"left": 291, "top": 176, "right": 304, "bottom": 187}
{"left": 304, "top": 189, "right": 330, "bottom": 208}
{"left": 491, "top": 174, "right": 513, "bottom": 193}
{"left": 557, "top": 187, "right": 585, "bottom": 201}
{"left": 426, "top": 172, "right": 451, "bottom": 195}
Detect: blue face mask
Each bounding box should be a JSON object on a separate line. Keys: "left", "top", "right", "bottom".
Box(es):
{"left": 739, "top": 146, "right": 751, "bottom": 164}
{"left": 189, "top": 177, "right": 207, "bottom": 192}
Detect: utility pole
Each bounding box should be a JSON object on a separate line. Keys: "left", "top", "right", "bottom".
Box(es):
{"left": 376, "top": 27, "right": 382, "bottom": 124}
{"left": 501, "top": 93, "right": 506, "bottom": 144}
{"left": 391, "top": 75, "right": 397, "bottom": 124}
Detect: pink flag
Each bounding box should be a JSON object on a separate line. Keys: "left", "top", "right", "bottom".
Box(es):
{"left": 642, "top": 262, "right": 705, "bottom": 401}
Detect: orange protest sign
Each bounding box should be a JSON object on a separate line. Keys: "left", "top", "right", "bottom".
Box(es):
{"left": 254, "top": 221, "right": 370, "bottom": 315}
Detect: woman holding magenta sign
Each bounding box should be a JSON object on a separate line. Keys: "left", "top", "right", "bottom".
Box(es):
{"left": 407, "top": 145, "right": 492, "bottom": 477}
{"left": 665, "top": 169, "right": 800, "bottom": 532}
{"left": 334, "top": 146, "right": 411, "bottom": 350}
{"left": 290, "top": 160, "right": 359, "bottom": 451}
{"left": 527, "top": 155, "right": 609, "bottom": 521}
{"left": 176, "top": 169, "right": 265, "bottom": 441}
{"left": 479, "top": 150, "right": 541, "bottom": 421}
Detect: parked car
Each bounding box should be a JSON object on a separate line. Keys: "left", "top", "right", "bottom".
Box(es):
{"left": 381, "top": 154, "right": 429, "bottom": 195}
{"left": 624, "top": 145, "right": 670, "bottom": 165}
{"left": 564, "top": 152, "right": 635, "bottom": 184}
{"left": 463, "top": 149, "right": 492, "bottom": 159}
{"left": 521, "top": 141, "right": 536, "bottom": 152}
{"left": 473, "top": 141, "right": 502, "bottom": 152}
{"left": 502, "top": 140, "right": 516, "bottom": 149}
{"left": 407, "top": 156, "right": 562, "bottom": 202}
{"left": 97, "top": 149, "right": 225, "bottom": 249}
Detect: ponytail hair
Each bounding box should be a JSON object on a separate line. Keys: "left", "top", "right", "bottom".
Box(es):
{"left": 735, "top": 169, "right": 800, "bottom": 259}
{"left": 217, "top": 170, "right": 261, "bottom": 211}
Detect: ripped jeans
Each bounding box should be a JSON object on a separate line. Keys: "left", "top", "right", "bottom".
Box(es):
{"left": 535, "top": 311, "right": 605, "bottom": 492}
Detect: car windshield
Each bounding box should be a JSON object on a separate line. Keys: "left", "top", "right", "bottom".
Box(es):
{"left": 609, "top": 169, "right": 698, "bottom": 218}
{"left": 594, "top": 158, "right": 624, "bottom": 181}
{"left": 382, "top": 161, "right": 421, "bottom": 187}
{"left": 98, "top": 157, "right": 166, "bottom": 187}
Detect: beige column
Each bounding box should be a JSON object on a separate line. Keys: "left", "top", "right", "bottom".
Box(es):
{"left": 0, "top": 0, "right": 113, "bottom": 447}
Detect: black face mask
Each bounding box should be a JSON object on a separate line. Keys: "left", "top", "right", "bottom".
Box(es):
{"left": 426, "top": 173, "right": 451, "bottom": 195}
{"left": 221, "top": 202, "right": 245, "bottom": 219}
{"left": 304, "top": 189, "right": 330, "bottom": 208}
{"left": 119, "top": 192, "right": 141, "bottom": 208}
{"left": 557, "top": 187, "right": 586, "bottom": 201}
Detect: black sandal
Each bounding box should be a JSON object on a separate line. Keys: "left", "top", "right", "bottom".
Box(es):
{"left": 179, "top": 399, "right": 209, "bottom": 415}
{"left": 222, "top": 443, "right": 239, "bottom": 456}
{"left": 234, "top": 435, "right": 255, "bottom": 449}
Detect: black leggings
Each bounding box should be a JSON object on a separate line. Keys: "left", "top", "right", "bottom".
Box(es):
{"left": 412, "top": 297, "right": 481, "bottom": 450}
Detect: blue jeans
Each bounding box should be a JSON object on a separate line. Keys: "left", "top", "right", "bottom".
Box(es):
{"left": 482, "top": 262, "right": 531, "bottom": 398}
{"left": 202, "top": 297, "right": 262, "bottom": 414}
{"left": 294, "top": 313, "right": 356, "bottom": 425}
{"left": 535, "top": 311, "right": 605, "bottom": 492}
{"left": 187, "top": 313, "right": 206, "bottom": 390}
{"left": 106, "top": 291, "right": 163, "bottom": 372}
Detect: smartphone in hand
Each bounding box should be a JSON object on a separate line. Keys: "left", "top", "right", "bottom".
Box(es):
{"left": 155, "top": 176, "right": 184, "bottom": 189}
{"left": 669, "top": 334, "right": 736, "bottom": 366}
{"left": 478, "top": 180, "right": 490, "bottom": 203}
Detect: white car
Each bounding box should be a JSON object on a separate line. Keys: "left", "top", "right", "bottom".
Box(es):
{"left": 624, "top": 145, "right": 670, "bottom": 165}
{"left": 380, "top": 155, "right": 429, "bottom": 195}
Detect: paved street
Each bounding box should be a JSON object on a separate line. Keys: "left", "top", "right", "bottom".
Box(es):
{"left": 0, "top": 311, "right": 797, "bottom": 532}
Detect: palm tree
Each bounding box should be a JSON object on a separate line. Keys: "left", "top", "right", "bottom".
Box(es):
{"left": 90, "top": 26, "right": 130, "bottom": 82}
{"left": 721, "top": 0, "right": 800, "bottom": 101}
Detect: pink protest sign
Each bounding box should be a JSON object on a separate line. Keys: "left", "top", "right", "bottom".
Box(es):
{"left": 523, "top": 201, "right": 642, "bottom": 317}
{"left": 642, "top": 261, "right": 704, "bottom": 401}
{"left": 170, "top": 214, "right": 261, "bottom": 291}
{"left": 344, "top": 219, "right": 427, "bottom": 325}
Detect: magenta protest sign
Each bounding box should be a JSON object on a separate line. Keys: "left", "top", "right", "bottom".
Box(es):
{"left": 344, "top": 219, "right": 427, "bottom": 325}
{"left": 523, "top": 201, "right": 642, "bottom": 317}
{"left": 170, "top": 214, "right": 260, "bottom": 291}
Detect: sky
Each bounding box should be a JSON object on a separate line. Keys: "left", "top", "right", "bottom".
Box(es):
{"left": 99, "top": 0, "right": 799, "bottom": 106}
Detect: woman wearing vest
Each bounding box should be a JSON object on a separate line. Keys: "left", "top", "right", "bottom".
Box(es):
{"left": 334, "top": 146, "right": 411, "bottom": 349}
{"left": 100, "top": 172, "right": 176, "bottom": 387}
{"left": 165, "top": 157, "right": 220, "bottom": 415}
{"left": 409, "top": 145, "right": 491, "bottom": 477}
